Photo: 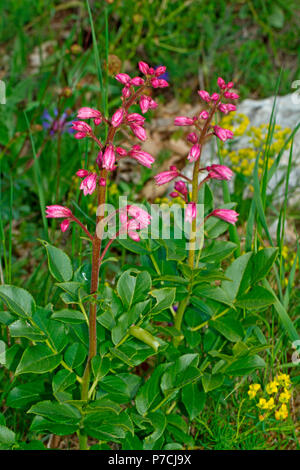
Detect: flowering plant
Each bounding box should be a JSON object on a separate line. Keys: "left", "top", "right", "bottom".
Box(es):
{"left": 0, "top": 64, "right": 285, "bottom": 450}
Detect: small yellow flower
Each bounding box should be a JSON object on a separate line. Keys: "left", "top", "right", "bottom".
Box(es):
{"left": 266, "top": 380, "right": 279, "bottom": 395}
{"left": 257, "top": 397, "right": 275, "bottom": 410}
{"left": 275, "top": 404, "right": 288, "bottom": 421}
{"left": 277, "top": 373, "right": 291, "bottom": 388}
{"left": 279, "top": 389, "right": 291, "bottom": 403}
{"left": 248, "top": 383, "right": 261, "bottom": 399}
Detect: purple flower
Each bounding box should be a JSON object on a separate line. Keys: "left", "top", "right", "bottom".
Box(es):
{"left": 41, "top": 109, "right": 73, "bottom": 136}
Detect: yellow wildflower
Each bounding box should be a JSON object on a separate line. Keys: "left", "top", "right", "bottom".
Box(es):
{"left": 257, "top": 397, "right": 275, "bottom": 410}
{"left": 279, "top": 389, "right": 291, "bottom": 404}
{"left": 277, "top": 373, "right": 291, "bottom": 388}
{"left": 275, "top": 404, "right": 288, "bottom": 421}
{"left": 266, "top": 380, "right": 279, "bottom": 395}
{"left": 248, "top": 383, "right": 261, "bottom": 399}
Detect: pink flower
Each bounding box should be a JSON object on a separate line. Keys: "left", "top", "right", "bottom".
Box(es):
{"left": 77, "top": 107, "right": 102, "bottom": 120}
{"left": 60, "top": 219, "right": 70, "bottom": 232}
{"left": 71, "top": 121, "right": 92, "bottom": 134}
{"left": 74, "top": 132, "right": 87, "bottom": 139}
{"left": 139, "top": 95, "right": 157, "bottom": 114}
{"left": 76, "top": 169, "right": 89, "bottom": 178}
{"left": 224, "top": 91, "right": 239, "bottom": 100}
{"left": 206, "top": 164, "right": 233, "bottom": 181}
{"left": 102, "top": 144, "right": 116, "bottom": 171}
{"left": 209, "top": 209, "right": 239, "bottom": 225}
{"left": 199, "top": 110, "right": 209, "bottom": 120}
{"left": 94, "top": 118, "right": 102, "bottom": 126}
{"left": 157, "top": 79, "right": 169, "bottom": 88}
{"left": 214, "top": 125, "right": 234, "bottom": 142}
{"left": 188, "top": 143, "right": 201, "bottom": 162}
{"left": 116, "top": 146, "right": 127, "bottom": 156}
{"left": 198, "top": 90, "right": 211, "bottom": 103}
{"left": 217, "top": 77, "right": 226, "bottom": 89}
{"left": 154, "top": 166, "right": 179, "bottom": 185}
{"left": 210, "top": 93, "right": 219, "bottom": 101}
{"left": 115, "top": 73, "right": 131, "bottom": 84}
{"left": 111, "top": 108, "right": 124, "bottom": 127}
{"left": 46, "top": 205, "right": 73, "bottom": 219}
{"left": 122, "top": 87, "right": 131, "bottom": 98}
{"left": 227, "top": 81, "right": 234, "bottom": 89}
{"left": 127, "top": 113, "right": 145, "bottom": 125}
{"left": 151, "top": 77, "right": 160, "bottom": 88}
{"left": 218, "top": 103, "right": 236, "bottom": 114}
{"left": 155, "top": 66, "right": 167, "bottom": 77}
{"left": 129, "top": 146, "right": 154, "bottom": 168}
{"left": 185, "top": 203, "right": 197, "bottom": 223}
{"left": 174, "top": 116, "right": 194, "bottom": 126}
{"left": 187, "top": 132, "right": 198, "bottom": 144}
{"left": 130, "top": 77, "right": 145, "bottom": 86}
{"left": 127, "top": 205, "right": 152, "bottom": 229}
{"left": 174, "top": 180, "right": 188, "bottom": 197}
{"left": 138, "top": 61, "right": 150, "bottom": 75}
{"left": 130, "top": 123, "right": 147, "bottom": 141}
{"left": 80, "top": 173, "right": 97, "bottom": 196}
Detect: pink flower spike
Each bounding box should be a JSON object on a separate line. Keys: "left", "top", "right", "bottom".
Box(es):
{"left": 217, "top": 77, "right": 226, "bottom": 89}
{"left": 199, "top": 110, "right": 209, "bottom": 120}
{"left": 111, "top": 108, "right": 124, "bottom": 128}
{"left": 198, "top": 90, "right": 211, "bottom": 103}
{"left": 224, "top": 91, "right": 239, "bottom": 100}
{"left": 80, "top": 173, "right": 97, "bottom": 196}
{"left": 102, "top": 144, "right": 116, "bottom": 171}
{"left": 185, "top": 203, "right": 197, "bottom": 223}
{"left": 139, "top": 95, "right": 151, "bottom": 114}
{"left": 129, "top": 148, "right": 154, "bottom": 168}
{"left": 188, "top": 143, "right": 201, "bottom": 162}
{"left": 76, "top": 169, "right": 89, "bottom": 178}
{"left": 210, "top": 93, "right": 219, "bottom": 101}
{"left": 206, "top": 164, "right": 233, "bottom": 181}
{"left": 209, "top": 209, "right": 239, "bottom": 225}
{"left": 130, "top": 123, "right": 147, "bottom": 141}
{"left": 77, "top": 107, "right": 102, "bottom": 120}
{"left": 175, "top": 180, "right": 188, "bottom": 197}
{"left": 154, "top": 167, "right": 179, "bottom": 186}
{"left": 115, "top": 73, "right": 131, "bottom": 84}
{"left": 155, "top": 66, "right": 167, "bottom": 77}
{"left": 130, "top": 77, "right": 145, "bottom": 86}
{"left": 138, "top": 61, "right": 149, "bottom": 75}
{"left": 227, "top": 81, "right": 234, "bottom": 89}
{"left": 187, "top": 132, "right": 198, "bottom": 144}
{"left": 61, "top": 219, "right": 70, "bottom": 232}
{"left": 174, "top": 116, "right": 194, "bottom": 126}
{"left": 46, "top": 205, "right": 72, "bottom": 219}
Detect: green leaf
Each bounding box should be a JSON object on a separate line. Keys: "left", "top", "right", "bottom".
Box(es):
{"left": 9, "top": 319, "right": 45, "bottom": 342}
{"left": 210, "top": 316, "right": 244, "bottom": 342}
{"left": 51, "top": 309, "right": 86, "bottom": 324}
{"left": 236, "top": 286, "right": 275, "bottom": 310}
{"left": 181, "top": 383, "right": 206, "bottom": 420}
{"left": 0, "top": 285, "right": 35, "bottom": 318}
{"left": 6, "top": 381, "right": 44, "bottom": 409}
{"left": 225, "top": 355, "right": 266, "bottom": 375}
{"left": 16, "top": 344, "right": 61, "bottom": 375}
{"left": 161, "top": 238, "right": 187, "bottom": 261}
{"left": 135, "top": 364, "right": 170, "bottom": 416}
{"left": 91, "top": 356, "right": 110, "bottom": 380}
{"left": 100, "top": 373, "right": 141, "bottom": 404}
{"left": 0, "top": 425, "right": 16, "bottom": 449}
{"left": 150, "top": 288, "right": 176, "bottom": 314}
{"left": 30, "top": 415, "right": 78, "bottom": 435}
{"left": 64, "top": 343, "right": 87, "bottom": 369}
{"left": 252, "top": 248, "right": 278, "bottom": 284}
{"left": 52, "top": 370, "right": 76, "bottom": 402}
{"left": 84, "top": 410, "right": 133, "bottom": 440}
{"left": 85, "top": 398, "right": 121, "bottom": 415}
{"left": 117, "top": 269, "right": 151, "bottom": 309}
{"left": 161, "top": 354, "right": 201, "bottom": 393}
{"left": 0, "top": 310, "right": 15, "bottom": 325}
{"left": 200, "top": 240, "right": 237, "bottom": 263}
{"left": 144, "top": 411, "right": 167, "bottom": 450}
{"left": 222, "top": 252, "right": 253, "bottom": 301}
{"left": 41, "top": 240, "right": 73, "bottom": 282}
{"left": 28, "top": 400, "right": 81, "bottom": 425}
{"left": 202, "top": 373, "right": 224, "bottom": 392}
